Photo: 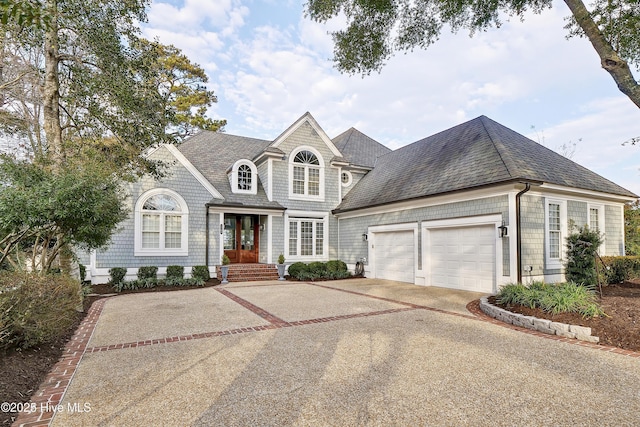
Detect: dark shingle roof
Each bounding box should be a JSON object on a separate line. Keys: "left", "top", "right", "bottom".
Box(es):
{"left": 333, "top": 128, "right": 391, "bottom": 168}
{"left": 177, "top": 131, "right": 284, "bottom": 209}
{"left": 335, "top": 116, "right": 636, "bottom": 213}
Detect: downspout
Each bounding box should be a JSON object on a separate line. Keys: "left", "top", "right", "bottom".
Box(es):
{"left": 205, "top": 206, "right": 210, "bottom": 268}
{"left": 515, "top": 183, "right": 531, "bottom": 283}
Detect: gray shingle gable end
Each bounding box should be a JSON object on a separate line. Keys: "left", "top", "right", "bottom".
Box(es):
{"left": 335, "top": 115, "right": 637, "bottom": 213}
{"left": 333, "top": 127, "right": 392, "bottom": 168}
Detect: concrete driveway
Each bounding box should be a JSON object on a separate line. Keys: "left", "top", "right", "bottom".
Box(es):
{"left": 26, "top": 279, "right": 640, "bottom": 426}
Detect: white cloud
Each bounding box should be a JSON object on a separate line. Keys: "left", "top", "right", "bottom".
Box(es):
{"left": 144, "top": 0, "right": 640, "bottom": 196}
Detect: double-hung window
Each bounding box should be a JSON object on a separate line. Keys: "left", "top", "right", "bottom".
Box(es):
{"left": 135, "top": 190, "right": 188, "bottom": 256}
{"left": 545, "top": 199, "right": 566, "bottom": 269}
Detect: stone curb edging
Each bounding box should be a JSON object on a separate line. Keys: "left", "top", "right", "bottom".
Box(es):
{"left": 479, "top": 296, "right": 599, "bottom": 343}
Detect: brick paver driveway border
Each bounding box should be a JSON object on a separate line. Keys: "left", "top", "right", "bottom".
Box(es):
{"left": 14, "top": 279, "right": 640, "bottom": 427}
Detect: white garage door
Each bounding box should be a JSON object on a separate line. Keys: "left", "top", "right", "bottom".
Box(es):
{"left": 428, "top": 225, "right": 495, "bottom": 293}
{"left": 373, "top": 231, "right": 415, "bottom": 284}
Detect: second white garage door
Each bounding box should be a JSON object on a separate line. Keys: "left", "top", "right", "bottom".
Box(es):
{"left": 373, "top": 230, "right": 415, "bottom": 284}
{"left": 428, "top": 225, "right": 495, "bottom": 293}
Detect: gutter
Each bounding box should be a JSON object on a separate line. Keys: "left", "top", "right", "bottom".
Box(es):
{"left": 515, "top": 183, "right": 531, "bottom": 283}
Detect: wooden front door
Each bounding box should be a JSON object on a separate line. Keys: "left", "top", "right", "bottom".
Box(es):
{"left": 223, "top": 215, "right": 259, "bottom": 263}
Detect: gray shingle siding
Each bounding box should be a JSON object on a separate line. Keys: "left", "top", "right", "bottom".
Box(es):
{"left": 605, "top": 205, "right": 624, "bottom": 255}
{"left": 95, "top": 146, "right": 213, "bottom": 270}
{"left": 519, "top": 195, "right": 546, "bottom": 278}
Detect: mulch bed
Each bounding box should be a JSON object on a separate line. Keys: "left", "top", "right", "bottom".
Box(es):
{"left": 490, "top": 281, "right": 640, "bottom": 352}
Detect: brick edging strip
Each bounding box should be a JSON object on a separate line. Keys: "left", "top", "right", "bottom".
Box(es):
{"left": 13, "top": 298, "right": 108, "bottom": 427}
{"left": 466, "top": 299, "right": 640, "bottom": 358}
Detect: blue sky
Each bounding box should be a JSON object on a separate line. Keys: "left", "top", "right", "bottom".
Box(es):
{"left": 143, "top": 0, "right": 640, "bottom": 196}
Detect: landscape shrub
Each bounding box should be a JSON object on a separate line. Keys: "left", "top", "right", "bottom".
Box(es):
{"left": 565, "top": 225, "right": 603, "bottom": 287}
{"left": 79, "top": 264, "right": 87, "bottom": 282}
{"left": 308, "top": 261, "right": 328, "bottom": 276}
{"left": 191, "top": 265, "right": 210, "bottom": 281}
{"left": 112, "top": 277, "right": 205, "bottom": 292}
{"left": 0, "top": 272, "right": 81, "bottom": 349}
{"left": 286, "top": 262, "right": 308, "bottom": 278}
{"left": 326, "top": 260, "right": 348, "bottom": 273}
{"left": 108, "top": 267, "right": 127, "bottom": 285}
{"left": 496, "top": 281, "right": 605, "bottom": 318}
{"left": 287, "top": 261, "right": 352, "bottom": 280}
{"left": 166, "top": 265, "right": 184, "bottom": 280}
{"left": 600, "top": 256, "right": 640, "bottom": 284}
{"left": 137, "top": 266, "right": 158, "bottom": 280}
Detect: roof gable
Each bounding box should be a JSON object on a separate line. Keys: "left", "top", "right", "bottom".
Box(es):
{"left": 270, "top": 112, "right": 342, "bottom": 157}
{"left": 332, "top": 127, "right": 391, "bottom": 168}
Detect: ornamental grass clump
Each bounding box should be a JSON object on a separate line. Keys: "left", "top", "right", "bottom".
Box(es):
{"left": 497, "top": 281, "right": 605, "bottom": 318}
{"left": 0, "top": 272, "right": 81, "bottom": 349}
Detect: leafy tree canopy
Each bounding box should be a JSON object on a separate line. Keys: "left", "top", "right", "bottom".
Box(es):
{"left": 0, "top": 154, "right": 128, "bottom": 272}
{"left": 0, "top": 0, "right": 225, "bottom": 177}
{"left": 306, "top": 0, "right": 640, "bottom": 109}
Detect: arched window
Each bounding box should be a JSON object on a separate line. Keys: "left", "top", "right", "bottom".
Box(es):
{"left": 231, "top": 160, "right": 257, "bottom": 194}
{"left": 135, "top": 189, "right": 188, "bottom": 256}
{"left": 289, "top": 147, "right": 324, "bottom": 200}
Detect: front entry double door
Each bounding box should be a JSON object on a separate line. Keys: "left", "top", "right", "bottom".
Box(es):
{"left": 223, "top": 214, "right": 259, "bottom": 263}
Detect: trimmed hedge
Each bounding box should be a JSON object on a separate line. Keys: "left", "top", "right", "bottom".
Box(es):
{"left": 0, "top": 272, "right": 82, "bottom": 349}
{"left": 109, "top": 267, "right": 127, "bottom": 285}
{"left": 112, "top": 277, "right": 205, "bottom": 292}
{"left": 166, "top": 265, "right": 184, "bottom": 280}
{"left": 287, "top": 260, "right": 351, "bottom": 281}
{"left": 191, "top": 265, "right": 210, "bottom": 281}
{"left": 599, "top": 256, "right": 640, "bottom": 284}
{"left": 137, "top": 266, "right": 158, "bottom": 280}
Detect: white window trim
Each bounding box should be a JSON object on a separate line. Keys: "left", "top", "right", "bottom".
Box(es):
{"left": 284, "top": 210, "right": 329, "bottom": 261}
{"left": 544, "top": 198, "right": 567, "bottom": 269}
{"left": 341, "top": 170, "right": 353, "bottom": 187}
{"left": 134, "top": 188, "right": 189, "bottom": 257}
{"left": 288, "top": 146, "right": 325, "bottom": 201}
{"left": 587, "top": 203, "right": 605, "bottom": 255}
{"left": 231, "top": 159, "right": 258, "bottom": 195}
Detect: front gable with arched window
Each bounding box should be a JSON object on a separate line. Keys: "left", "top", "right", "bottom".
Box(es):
{"left": 288, "top": 146, "right": 325, "bottom": 201}
{"left": 134, "top": 188, "right": 189, "bottom": 257}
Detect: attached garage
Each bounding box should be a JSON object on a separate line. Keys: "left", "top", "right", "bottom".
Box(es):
{"left": 370, "top": 227, "right": 416, "bottom": 284}
{"left": 425, "top": 223, "right": 497, "bottom": 293}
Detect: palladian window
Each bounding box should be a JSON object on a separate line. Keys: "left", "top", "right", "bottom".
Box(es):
{"left": 135, "top": 190, "right": 188, "bottom": 256}
{"left": 289, "top": 148, "right": 324, "bottom": 200}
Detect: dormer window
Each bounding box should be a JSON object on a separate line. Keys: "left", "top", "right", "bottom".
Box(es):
{"left": 231, "top": 160, "right": 258, "bottom": 195}
{"left": 289, "top": 147, "right": 324, "bottom": 201}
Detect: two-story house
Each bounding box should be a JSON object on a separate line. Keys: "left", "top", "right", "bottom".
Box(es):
{"left": 83, "top": 112, "right": 637, "bottom": 293}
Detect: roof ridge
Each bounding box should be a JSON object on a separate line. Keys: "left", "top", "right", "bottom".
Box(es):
{"left": 479, "top": 116, "right": 516, "bottom": 179}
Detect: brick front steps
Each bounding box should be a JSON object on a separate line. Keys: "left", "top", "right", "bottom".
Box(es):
{"left": 216, "top": 263, "right": 280, "bottom": 282}
{"left": 479, "top": 296, "right": 600, "bottom": 343}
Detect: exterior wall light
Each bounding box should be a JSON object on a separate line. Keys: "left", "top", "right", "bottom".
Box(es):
{"left": 220, "top": 223, "right": 223, "bottom": 234}
{"left": 362, "top": 233, "right": 368, "bottom": 241}
{"left": 498, "top": 223, "right": 508, "bottom": 238}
